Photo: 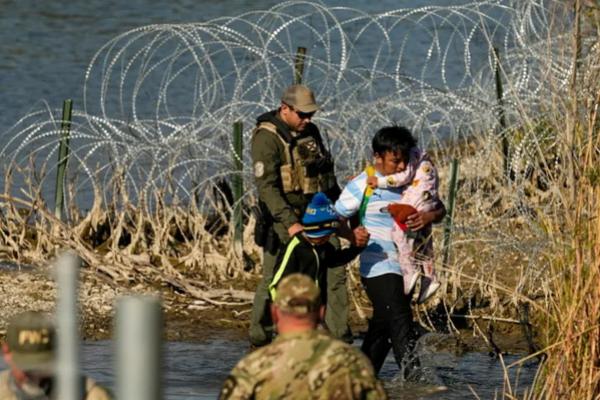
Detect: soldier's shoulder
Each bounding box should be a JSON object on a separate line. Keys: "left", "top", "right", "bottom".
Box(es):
{"left": 305, "top": 334, "right": 387, "bottom": 398}
{"left": 84, "top": 376, "right": 112, "bottom": 400}
{"left": 234, "top": 342, "right": 286, "bottom": 372}
{"left": 309, "top": 333, "right": 376, "bottom": 370}
{"left": 0, "top": 370, "right": 16, "bottom": 399}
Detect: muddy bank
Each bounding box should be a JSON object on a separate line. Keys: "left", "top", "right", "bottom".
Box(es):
{"left": 0, "top": 267, "right": 535, "bottom": 358}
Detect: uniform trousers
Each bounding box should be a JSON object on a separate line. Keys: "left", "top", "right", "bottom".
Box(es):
{"left": 360, "top": 273, "right": 417, "bottom": 375}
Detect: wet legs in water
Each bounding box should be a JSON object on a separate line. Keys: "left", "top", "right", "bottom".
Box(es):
{"left": 360, "top": 273, "right": 419, "bottom": 376}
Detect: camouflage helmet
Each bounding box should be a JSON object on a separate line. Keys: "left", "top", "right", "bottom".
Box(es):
{"left": 274, "top": 273, "right": 321, "bottom": 315}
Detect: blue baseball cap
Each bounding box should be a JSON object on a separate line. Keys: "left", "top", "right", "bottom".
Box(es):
{"left": 302, "top": 192, "right": 339, "bottom": 238}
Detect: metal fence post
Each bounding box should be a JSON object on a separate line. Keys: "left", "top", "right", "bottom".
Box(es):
{"left": 294, "top": 47, "right": 307, "bottom": 84}
{"left": 442, "top": 159, "right": 459, "bottom": 267}
{"left": 54, "top": 99, "right": 73, "bottom": 219}
{"left": 493, "top": 48, "right": 509, "bottom": 180}
{"left": 232, "top": 121, "right": 244, "bottom": 257}
{"left": 55, "top": 252, "right": 82, "bottom": 400}
{"left": 116, "top": 296, "right": 163, "bottom": 400}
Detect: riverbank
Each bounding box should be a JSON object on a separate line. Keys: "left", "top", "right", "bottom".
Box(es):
{"left": 0, "top": 264, "right": 535, "bottom": 357}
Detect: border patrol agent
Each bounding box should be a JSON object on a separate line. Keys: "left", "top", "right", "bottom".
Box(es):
{"left": 0, "top": 311, "right": 112, "bottom": 400}
{"left": 220, "top": 273, "right": 387, "bottom": 400}
{"left": 249, "top": 84, "right": 350, "bottom": 346}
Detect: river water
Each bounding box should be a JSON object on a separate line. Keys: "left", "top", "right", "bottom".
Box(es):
{"left": 0, "top": 0, "right": 509, "bottom": 132}
{"left": 0, "top": 335, "right": 537, "bottom": 399}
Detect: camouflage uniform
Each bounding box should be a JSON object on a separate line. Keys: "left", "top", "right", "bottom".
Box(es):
{"left": 249, "top": 88, "right": 349, "bottom": 346}
{"left": 220, "top": 330, "right": 387, "bottom": 400}
{"left": 222, "top": 274, "right": 387, "bottom": 400}
{"left": 0, "top": 370, "right": 111, "bottom": 400}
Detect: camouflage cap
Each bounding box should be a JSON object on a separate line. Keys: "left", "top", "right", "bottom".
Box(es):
{"left": 281, "top": 84, "right": 319, "bottom": 113}
{"left": 274, "top": 273, "right": 321, "bottom": 315}
{"left": 6, "top": 311, "right": 56, "bottom": 372}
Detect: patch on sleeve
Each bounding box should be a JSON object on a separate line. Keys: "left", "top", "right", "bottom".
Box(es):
{"left": 254, "top": 161, "right": 265, "bottom": 178}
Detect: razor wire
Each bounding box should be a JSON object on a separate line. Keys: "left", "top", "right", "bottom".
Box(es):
{"left": 0, "top": 0, "right": 582, "bottom": 224}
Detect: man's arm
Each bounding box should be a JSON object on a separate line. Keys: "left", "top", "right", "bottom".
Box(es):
{"left": 333, "top": 175, "right": 364, "bottom": 220}
{"left": 337, "top": 222, "right": 370, "bottom": 247}
{"left": 328, "top": 244, "right": 364, "bottom": 268}
{"left": 251, "top": 130, "right": 298, "bottom": 231}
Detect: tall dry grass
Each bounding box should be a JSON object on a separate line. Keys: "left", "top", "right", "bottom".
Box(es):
{"left": 531, "top": 2, "right": 600, "bottom": 398}
{"left": 495, "top": 2, "right": 600, "bottom": 398}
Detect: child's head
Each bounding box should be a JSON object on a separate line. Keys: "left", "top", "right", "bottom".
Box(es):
{"left": 372, "top": 126, "right": 417, "bottom": 174}
{"left": 302, "top": 192, "right": 339, "bottom": 244}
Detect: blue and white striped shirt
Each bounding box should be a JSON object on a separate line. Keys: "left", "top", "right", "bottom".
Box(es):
{"left": 334, "top": 170, "right": 405, "bottom": 278}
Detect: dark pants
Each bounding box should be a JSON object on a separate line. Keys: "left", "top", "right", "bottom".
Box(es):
{"left": 360, "top": 273, "right": 417, "bottom": 376}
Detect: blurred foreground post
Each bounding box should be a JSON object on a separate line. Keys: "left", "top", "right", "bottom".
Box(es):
{"left": 232, "top": 121, "right": 244, "bottom": 257}
{"left": 56, "top": 252, "right": 82, "bottom": 400}
{"left": 442, "top": 159, "right": 459, "bottom": 267}
{"left": 54, "top": 99, "right": 73, "bottom": 219}
{"left": 294, "top": 46, "right": 307, "bottom": 84}
{"left": 116, "top": 296, "right": 163, "bottom": 400}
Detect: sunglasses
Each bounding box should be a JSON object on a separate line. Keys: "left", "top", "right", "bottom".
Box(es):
{"left": 286, "top": 104, "right": 316, "bottom": 120}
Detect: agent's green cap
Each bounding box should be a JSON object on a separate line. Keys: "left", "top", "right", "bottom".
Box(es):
{"left": 6, "top": 311, "right": 55, "bottom": 372}
{"left": 281, "top": 84, "right": 319, "bottom": 113}
{"left": 274, "top": 273, "right": 321, "bottom": 315}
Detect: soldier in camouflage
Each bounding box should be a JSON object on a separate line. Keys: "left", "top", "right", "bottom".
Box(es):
{"left": 249, "top": 84, "right": 368, "bottom": 347}
{"left": 220, "top": 273, "right": 387, "bottom": 400}
{"left": 0, "top": 311, "right": 112, "bottom": 400}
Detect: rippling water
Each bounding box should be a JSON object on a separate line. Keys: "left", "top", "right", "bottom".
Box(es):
{"left": 0, "top": 335, "right": 537, "bottom": 399}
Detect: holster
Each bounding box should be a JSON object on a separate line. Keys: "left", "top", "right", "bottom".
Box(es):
{"left": 252, "top": 201, "right": 280, "bottom": 253}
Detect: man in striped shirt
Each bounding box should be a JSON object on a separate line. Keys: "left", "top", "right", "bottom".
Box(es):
{"left": 334, "top": 126, "right": 446, "bottom": 375}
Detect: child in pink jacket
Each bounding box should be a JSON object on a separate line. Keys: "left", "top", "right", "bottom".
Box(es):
{"left": 367, "top": 146, "right": 441, "bottom": 303}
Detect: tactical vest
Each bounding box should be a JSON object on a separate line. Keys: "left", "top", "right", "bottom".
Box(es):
{"left": 253, "top": 121, "right": 337, "bottom": 195}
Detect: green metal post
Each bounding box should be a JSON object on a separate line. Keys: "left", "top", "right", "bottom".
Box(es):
{"left": 294, "top": 47, "right": 307, "bottom": 84}
{"left": 232, "top": 121, "right": 244, "bottom": 252}
{"left": 54, "top": 99, "right": 73, "bottom": 219}
{"left": 494, "top": 47, "right": 509, "bottom": 179}
{"left": 442, "top": 158, "right": 459, "bottom": 267}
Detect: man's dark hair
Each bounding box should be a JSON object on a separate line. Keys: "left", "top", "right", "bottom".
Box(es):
{"left": 372, "top": 125, "right": 417, "bottom": 162}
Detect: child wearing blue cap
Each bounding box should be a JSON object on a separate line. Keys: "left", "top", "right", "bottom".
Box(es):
{"left": 268, "top": 192, "right": 365, "bottom": 311}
